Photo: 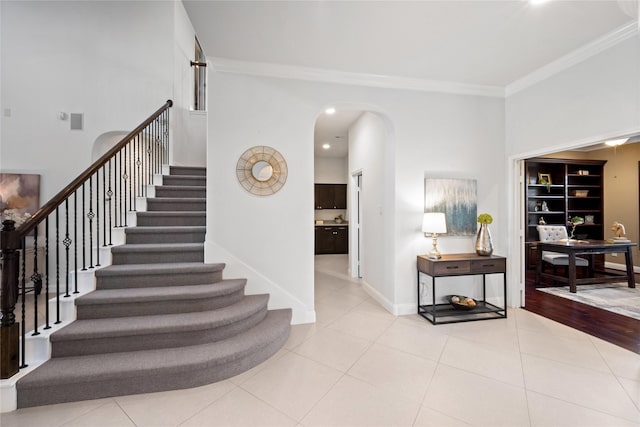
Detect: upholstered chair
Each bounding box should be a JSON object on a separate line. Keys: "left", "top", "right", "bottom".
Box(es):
{"left": 536, "top": 225, "right": 589, "bottom": 282}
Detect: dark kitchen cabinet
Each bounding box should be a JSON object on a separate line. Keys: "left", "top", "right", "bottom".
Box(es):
{"left": 314, "top": 184, "right": 347, "bottom": 209}
{"left": 315, "top": 226, "right": 348, "bottom": 254}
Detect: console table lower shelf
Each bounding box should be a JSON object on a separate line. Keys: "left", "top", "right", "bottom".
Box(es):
{"left": 417, "top": 253, "right": 507, "bottom": 325}
{"left": 418, "top": 301, "right": 506, "bottom": 324}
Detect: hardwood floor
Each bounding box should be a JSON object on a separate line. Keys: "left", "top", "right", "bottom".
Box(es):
{"left": 524, "top": 268, "right": 640, "bottom": 354}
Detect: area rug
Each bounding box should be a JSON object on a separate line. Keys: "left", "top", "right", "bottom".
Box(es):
{"left": 538, "top": 282, "right": 640, "bottom": 321}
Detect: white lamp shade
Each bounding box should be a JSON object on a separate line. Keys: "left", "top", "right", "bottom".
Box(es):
{"left": 422, "top": 212, "right": 447, "bottom": 234}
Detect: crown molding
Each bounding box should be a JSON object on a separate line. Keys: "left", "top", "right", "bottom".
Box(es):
{"left": 209, "top": 20, "right": 638, "bottom": 100}
{"left": 209, "top": 57, "right": 505, "bottom": 98}
{"left": 506, "top": 21, "right": 638, "bottom": 97}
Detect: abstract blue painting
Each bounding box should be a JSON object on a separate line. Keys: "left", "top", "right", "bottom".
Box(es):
{"left": 424, "top": 178, "right": 477, "bottom": 236}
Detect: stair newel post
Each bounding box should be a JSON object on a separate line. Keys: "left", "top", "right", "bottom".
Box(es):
{"left": 1, "top": 220, "right": 21, "bottom": 378}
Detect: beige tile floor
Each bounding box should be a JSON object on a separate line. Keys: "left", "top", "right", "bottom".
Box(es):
{"left": 2, "top": 254, "right": 640, "bottom": 427}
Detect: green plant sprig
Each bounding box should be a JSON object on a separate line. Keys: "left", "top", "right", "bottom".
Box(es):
{"left": 477, "top": 213, "right": 493, "bottom": 225}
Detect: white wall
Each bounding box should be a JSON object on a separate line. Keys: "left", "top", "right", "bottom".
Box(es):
{"left": 348, "top": 112, "right": 395, "bottom": 307}
{"left": 506, "top": 35, "right": 640, "bottom": 157}
{"left": 205, "top": 72, "right": 505, "bottom": 321}
{"left": 314, "top": 157, "right": 348, "bottom": 183}
{"left": 0, "top": 1, "right": 206, "bottom": 201}
{"left": 172, "top": 1, "right": 207, "bottom": 167}
{"left": 505, "top": 34, "right": 640, "bottom": 305}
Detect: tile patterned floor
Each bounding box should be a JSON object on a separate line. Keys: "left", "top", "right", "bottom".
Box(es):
{"left": 2, "top": 254, "right": 640, "bottom": 426}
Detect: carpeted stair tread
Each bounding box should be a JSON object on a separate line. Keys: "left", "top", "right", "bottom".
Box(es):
{"left": 110, "top": 243, "right": 204, "bottom": 264}
{"left": 169, "top": 166, "right": 206, "bottom": 176}
{"left": 53, "top": 294, "right": 268, "bottom": 341}
{"left": 76, "top": 279, "right": 246, "bottom": 306}
{"left": 125, "top": 226, "right": 205, "bottom": 234}
{"left": 161, "top": 176, "right": 206, "bottom": 186}
{"left": 145, "top": 198, "right": 206, "bottom": 212}
{"left": 111, "top": 242, "right": 204, "bottom": 253}
{"left": 156, "top": 185, "right": 207, "bottom": 195}
{"left": 134, "top": 211, "right": 206, "bottom": 226}
{"left": 96, "top": 262, "right": 222, "bottom": 276}
{"left": 17, "top": 309, "right": 291, "bottom": 407}
{"left": 154, "top": 186, "right": 206, "bottom": 199}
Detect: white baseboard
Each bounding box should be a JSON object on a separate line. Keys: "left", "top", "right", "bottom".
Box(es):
{"left": 605, "top": 261, "right": 640, "bottom": 274}
{"left": 205, "top": 241, "right": 314, "bottom": 325}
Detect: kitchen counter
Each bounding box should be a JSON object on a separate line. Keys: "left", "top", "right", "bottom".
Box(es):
{"left": 315, "top": 221, "right": 348, "bottom": 226}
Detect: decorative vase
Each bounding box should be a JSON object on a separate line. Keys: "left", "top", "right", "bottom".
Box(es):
{"left": 475, "top": 223, "right": 493, "bottom": 256}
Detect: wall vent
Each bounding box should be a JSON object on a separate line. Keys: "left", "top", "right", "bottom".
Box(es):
{"left": 70, "top": 113, "right": 83, "bottom": 130}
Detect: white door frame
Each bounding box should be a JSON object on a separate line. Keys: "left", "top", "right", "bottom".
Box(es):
{"left": 350, "top": 169, "right": 363, "bottom": 278}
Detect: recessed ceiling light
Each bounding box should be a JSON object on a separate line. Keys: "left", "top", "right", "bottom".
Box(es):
{"left": 325, "top": 107, "right": 336, "bottom": 115}
{"left": 605, "top": 138, "right": 628, "bottom": 147}
{"left": 530, "top": 0, "right": 551, "bottom": 4}
{"left": 322, "top": 143, "right": 331, "bottom": 150}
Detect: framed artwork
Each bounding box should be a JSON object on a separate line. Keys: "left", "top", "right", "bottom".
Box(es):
{"left": 424, "top": 178, "right": 477, "bottom": 236}
{"left": 0, "top": 173, "right": 40, "bottom": 226}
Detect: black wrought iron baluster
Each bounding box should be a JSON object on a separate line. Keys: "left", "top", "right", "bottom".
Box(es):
{"left": 147, "top": 138, "right": 153, "bottom": 194}
{"left": 88, "top": 176, "right": 94, "bottom": 269}
{"left": 44, "top": 217, "right": 51, "bottom": 329}
{"left": 166, "top": 108, "right": 170, "bottom": 164}
{"left": 102, "top": 166, "right": 106, "bottom": 247}
{"left": 74, "top": 192, "right": 79, "bottom": 294}
{"left": 96, "top": 170, "right": 101, "bottom": 267}
{"left": 55, "top": 208, "right": 61, "bottom": 325}
{"left": 155, "top": 118, "right": 160, "bottom": 174}
{"left": 20, "top": 237, "right": 27, "bottom": 368}
{"left": 133, "top": 135, "right": 138, "bottom": 210}
{"left": 81, "top": 183, "right": 86, "bottom": 271}
{"left": 116, "top": 154, "right": 120, "bottom": 228}
{"left": 124, "top": 144, "right": 129, "bottom": 226}
{"left": 64, "top": 199, "right": 71, "bottom": 297}
{"left": 31, "top": 229, "right": 41, "bottom": 336}
{"left": 107, "top": 160, "right": 113, "bottom": 245}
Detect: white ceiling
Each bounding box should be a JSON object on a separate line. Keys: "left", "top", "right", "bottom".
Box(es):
{"left": 183, "top": 0, "right": 638, "bottom": 157}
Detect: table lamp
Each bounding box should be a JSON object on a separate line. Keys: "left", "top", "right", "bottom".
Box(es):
{"left": 423, "top": 212, "right": 447, "bottom": 259}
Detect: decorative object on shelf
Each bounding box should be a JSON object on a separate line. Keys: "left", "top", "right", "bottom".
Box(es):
{"left": 574, "top": 189, "right": 589, "bottom": 197}
{"left": 538, "top": 216, "right": 546, "bottom": 225}
{"left": 449, "top": 295, "right": 477, "bottom": 310}
{"left": 236, "top": 146, "right": 287, "bottom": 196}
{"left": 422, "top": 212, "right": 447, "bottom": 259}
{"left": 424, "top": 178, "right": 477, "bottom": 236}
{"left": 475, "top": 213, "right": 493, "bottom": 256}
{"left": 334, "top": 214, "right": 344, "bottom": 224}
{"left": 538, "top": 173, "right": 552, "bottom": 192}
{"left": 568, "top": 216, "right": 584, "bottom": 239}
{"left": 541, "top": 201, "right": 549, "bottom": 212}
{"left": 578, "top": 170, "right": 590, "bottom": 175}
{"left": 585, "top": 215, "right": 595, "bottom": 224}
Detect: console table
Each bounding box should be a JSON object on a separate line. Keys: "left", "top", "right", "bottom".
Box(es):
{"left": 417, "top": 253, "right": 507, "bottom": 325}
{"left": 535, "top": 240, "right": 636, "bottom": 293}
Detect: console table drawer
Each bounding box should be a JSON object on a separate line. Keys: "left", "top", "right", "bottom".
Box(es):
{"left": 433, "top": 261, "right": 471, "bottom": 275}
{"left": 471, "top": 258, "right": 506, "bottom": 274}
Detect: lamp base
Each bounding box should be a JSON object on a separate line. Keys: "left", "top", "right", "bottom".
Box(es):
{"left": 427, "top": 253, "right": 442, "bottom": 260}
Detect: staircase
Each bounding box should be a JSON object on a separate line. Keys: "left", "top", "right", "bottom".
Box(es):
{"left": 15, "top": 166, "right": 291, "bottom": 408}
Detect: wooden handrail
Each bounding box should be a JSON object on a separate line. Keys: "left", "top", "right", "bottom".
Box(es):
{"left": 13, "top": 100, "right": 172, "bottom": 238}
{"left": 1, "top": 100, "right": 173, "bottom": 379}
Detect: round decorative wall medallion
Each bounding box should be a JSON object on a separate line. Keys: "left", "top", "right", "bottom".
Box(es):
{"left": 236, "top": 146, "right": 288, "bottom": 196}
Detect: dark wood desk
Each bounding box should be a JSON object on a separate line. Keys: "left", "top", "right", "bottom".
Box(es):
{"left": 535, "top": 240, "right": 636, "bottom": 293}
{"left": 417, "top": 253, "right": 507, "bottom": 324}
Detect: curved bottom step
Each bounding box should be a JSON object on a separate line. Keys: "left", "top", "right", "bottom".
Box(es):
{"left": 17, "top": 309, "right": 291, "bottom": 408}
